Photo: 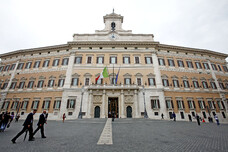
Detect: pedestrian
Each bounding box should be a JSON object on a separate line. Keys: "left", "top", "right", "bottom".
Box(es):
{"left": 112, "top": 111, "right": 115, "bottom": 122}
{"left": 15, "top": 114, "right": 20, "bottom": 122}
{"left": 11, "top": 110, "right": 37, "bottom": 144}
{"left": 33, "top": 110, "right": 47, "bottom": 138}
{"left": 196, "top": 114, "right": 200, "bottom": 126}
{"left": 161, "top": 113, "right": 164, "bottom": 119}
{"left": 62, "top": 113, "right": 66, "bottom": 123}
{"left": 188, "top": 114, "right": 192, "bottom": 122}
{"left": 214, "top": 115, "right": 220, "bottom": 125}
{"left": 0, "top": 112, "right": 4, "bottom": 131}
{"left": 172, "top": 112, "right": 176, "bottom": 121}
{"left": 0, "top": 112, "right": 10, "bottom": 132}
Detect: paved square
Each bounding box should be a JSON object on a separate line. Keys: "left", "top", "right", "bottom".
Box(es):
{"left": 0, "top": 119, "right": 228, "bottom": 152}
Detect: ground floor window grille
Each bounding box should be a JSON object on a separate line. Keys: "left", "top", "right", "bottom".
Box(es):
{"left": 67, "top": 99, "right": 76, "bottom": 109}
{"left": 151, "top": 99, "right": 160, "bottom": 109}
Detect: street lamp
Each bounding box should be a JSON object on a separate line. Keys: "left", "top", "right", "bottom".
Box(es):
{"left": 142, "top": 85, "right": 148, "bottom": 118}
{"left": 78, "top": 86, "right": 84, "bottom": 119}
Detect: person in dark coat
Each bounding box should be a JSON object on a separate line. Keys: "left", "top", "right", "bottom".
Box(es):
{"left": 172, "top": 112, "right": 176, "bottom": 121}
{"left": 11, "top": 110, "right": 37, "bottom": 143}
{"left": 112, "top": 111, "right": 115, "bottom": 122}
{"left": 188, "top": 114, "right": 192, "bottom": 122}
{"left": 33, "top": 110, "right": 47, "bottom": 138}
{"left": 1, "top": 112, "right": 10, "bottom": 132}
{"left": 196, "top": 114, "right": 200, "bottom": 126}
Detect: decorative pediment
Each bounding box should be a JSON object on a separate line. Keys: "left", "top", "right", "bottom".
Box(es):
{"left": 4, "top": 79, "right": 9, "bottom": 82}
{"left": 59, "top": 74, "right": 66, "bottom": 78}
{"left": 147, "top": 73, "right": 155, "bottom": 78}
{"left": 72, "top": 73, "right": 80, "bottom": 78}
{"left": 224, "top": 79, "right": 228, "bottom": 83}
{"left": 217, "top": 78, "right": 222, "bottom": 82}
{"left": 20, "top": 77, "right": 27, "bottom": 81}
{"left": 135, "top": 73, "right": 143, "bottom": 77}
{"left": 29, "top": 77, "right": 36, "bottom": 81}
{"left": 109, "top": 73, "right": 117, "bottom": 77}
{"left": 191, "top": 77, "right": 198, "bottom": 80}
{"left": 181, "top": 76, "right": 188, "bottom": 80}
{"left": 12, "top": 78, "right": 18, "bottom": 82}
{"left": 39, "top": 76, "right": 46, "bottom": 80}
{"left": 49, "top": 75, "right": 56, "bottom": 79}
{"left": 161, "top": 74, "right": 168, "bottom": 79}
{"left": 171, "top": 75, "right": 178, "bottom": 79}
{"left": 84, "top": 73, "right": 92, "bottom": 77}
{"left": 200, "top": 77, "right": 206, "bottom": 81}
{"left": 123, "top": 73, "right": 132, "bottom": 77}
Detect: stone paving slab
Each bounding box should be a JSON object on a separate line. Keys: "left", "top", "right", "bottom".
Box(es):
{"left": 0, "top": 118, "right": 227, "bottom": 152}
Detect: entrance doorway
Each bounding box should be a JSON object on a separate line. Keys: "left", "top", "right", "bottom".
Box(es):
{"left": 94, "top": 106, "right": 100, "bottom": 118}
{"left": 126, "top": 106, "right": 132, "bottom": 118}
{"left": 108, "top": 97, "right": 118, "bottom": 118}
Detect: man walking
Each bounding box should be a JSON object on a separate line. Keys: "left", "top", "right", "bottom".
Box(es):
{"left": 196, "top": 114, "right": 200, "bottom": 126}
{"left": 33, "top": 110, "right": 47, "bottom": 138}
{"left": 172, "top": 112, "right": 176, "bottom": 121}
{"left": 11, "top": 110, "right": 37, "bottom": 143}
{"left": 214, "top": 114, "right": 220, "bottom": 125}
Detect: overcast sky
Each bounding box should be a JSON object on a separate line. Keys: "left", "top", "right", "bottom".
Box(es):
{"left": 0, "top": 0, "right": 228, "bottom": 59}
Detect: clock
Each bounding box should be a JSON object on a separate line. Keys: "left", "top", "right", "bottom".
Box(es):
{"left": 109, "top": 33, "right": 118, "bottom": 40}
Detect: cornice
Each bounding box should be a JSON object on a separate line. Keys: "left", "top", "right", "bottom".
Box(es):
{"left": 67, "top": 41, "right": 159, "bottom": 46}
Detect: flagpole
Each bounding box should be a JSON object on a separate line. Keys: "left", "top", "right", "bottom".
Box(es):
{"left": 113, "top": 63, "right": 114, "bottom": 85}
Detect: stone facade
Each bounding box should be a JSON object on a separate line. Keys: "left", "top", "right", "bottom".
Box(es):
{"left": 0, "top": 12, "right": 228, "bottom": 122}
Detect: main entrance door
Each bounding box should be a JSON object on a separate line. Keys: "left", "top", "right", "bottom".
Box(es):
{"left": 126, "top": 106, "right": 132, "bottom": 118}
{"left": 108, "top": 97, "right": 118, "bottom": 118}
{"left": 94, "top": 106, "right": 100, "bottom": 118}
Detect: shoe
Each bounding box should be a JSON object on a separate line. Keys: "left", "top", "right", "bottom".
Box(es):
{"left": 42, "top": 136, "right": 46, "bottom": 138}
{"left": 28, "top": 139, "right": 35, "bottom": 141}
{"left": 11, "top": 139, "right": 16, "bottom": 144}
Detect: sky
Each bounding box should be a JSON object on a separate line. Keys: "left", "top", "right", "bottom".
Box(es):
{"left": 0, "top": 0, "right": 228, "bottom": 59}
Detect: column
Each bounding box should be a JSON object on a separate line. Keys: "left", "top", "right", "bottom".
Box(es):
{"left": 120, "top": 89, "right": 125, "bottom": 118}
{"left": 87, "top": 89, "right": 92, "bottom": 118}
{"left": 102, "top": 89, "right": 106, "bottom": 118}
{"left": 63, "top": 52, "right": 75, "bottom": 88}
{"left": 134, "top": 89, "right": 139, "bottom": 118}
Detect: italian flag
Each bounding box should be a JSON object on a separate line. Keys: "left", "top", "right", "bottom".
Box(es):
{"left": 96, "top": 67, "right": 109, "bottom": 82}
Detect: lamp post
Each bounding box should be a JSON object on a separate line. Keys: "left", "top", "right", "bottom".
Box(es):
{"left": 78, "top": 86, "right": 84, "bottom": 119}
{"left": 142, "top": 85, "right": 148, "bottom": 118}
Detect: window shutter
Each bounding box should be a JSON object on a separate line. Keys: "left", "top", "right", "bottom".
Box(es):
{"left": 21, "top": 101, "right": 24, "bottom": 108}
{"left": 188, "top": 101, "right": 190, "bottom": 108}
{"left": 31, "top": 101, "right": 34, "bottom": 109}
{"left": 151, "top": 100, "right": 154, "bottom": 109}
{"left": 115, "top": 57, "right": 117, "bottom": 64}
{"left": 58, "top": 79, "right": 60, "bottom": 87}
{"left": 165, "top": 101, "right": 168, "bottom": 108}
{"left": 130, "top": 78, "right": 131, "bottom": 84}
{"left": 203, "top": 101, "right": 206, "bottom": 108}
{"left": 171, "top": 100, "right": 174, "bottom": 108}
{"left": 47, "top": 61, "right": 49, "bottom": 67}
{"left": 48, "top": 101, "right": 50, "bottom": 109}
{"left": 168, "top": 59, "right": 170, "bottom": 66}
{"left": 59, "top": 101, "right": 61, "bottom": 108}
{"left": 102, "top": 57, "right": 104, "bottom": 64}
{"left": 1, "top": 102, "right": 5, "bottom": 109}
{"left": 145, "top": 57, "right": 147, "bottom": 64}
{"left": 42, "top": 101, "right": 45, "bottom": 108}
{"left": 176, "top": 100, "right": 179, "bottom": 109}
{"left": 63, "top": 79, "right": 65, "bottom": 86}
{"left": 124, "top": 78, "right": 126, "bottom": 85}
{"left": 110, "top": 57, "right": 111, "bottom": 64}
{"left": 162, "top": 79, "right": 164, "bottom": 86}
{"left": 129, "top": 57, "right": 131, "bottom": 64}
{"left": 37, "top": 101, "right": 40, "bottom": 109}
{"left": 16, "top": 101, "right": 19, "bottom": 109}
{"left": 71, "top": 78, "right": 74, "bottom": 85}
{"left": 11, "top": 102, "right": 14, "bottom": 109}
{"left": 26, "top": 101, "right": 28, "bottom": 108}
{"left": 67, "top": 99, "right": 69, "bottom": 108}
{"left": 154, "top": 78, "right": 156, "bottom": 86}
{"left": 43, "top": 61, "right": 45, "bottom": 67}
{"left": 73, "top": 100, "right": 76, "bottom": 109}
{"left": 151, "top": 57, "right": 153, "bottom": 64}
{"left": 182, "top": 101, "right": 185, "bottom": 108}
{"left": 53, "top": 100, "right": 56, "bottom": 108}
{"left": 123, "top": 57, "right": 125, "bottom": 63}
{"left": 66, "top": 58, "right": 69, "bottom": 65}
{"left": 212, "top": 101, "right": 216, "bottom": 109}
{"left": 158, "top": 100, "right": 160, "bottom": 108}
{"left": 221, "top": 101, "right": 225, "bottom": 109}
{"left": 167, "top": 80, "right": 169, "bottom": 86}
{"left": 177, "top": 61, "right": 180, "bottom": 67}
{"left": 52, "top": 60, "right": 55, "bottom": 66}
{"left": 96, "top": 57, "right": 98, "bottom": 63}
{"left": 198, "top": 101, "right": 201, "bottom": 108}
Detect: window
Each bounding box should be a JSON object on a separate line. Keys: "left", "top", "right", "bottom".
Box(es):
{"left": 4, "top": 65, "right": 10, "bottom": 71}
{"left": 183, "top": 80, "right": 189, "bottom": 88}
{"left": 96, "top": 79, "right": 103, "bottom": 85}
{"left": 52, "top": 59, "right": 60, "bottom": 66}
{"left": 211, "top": 64, "right": 217, "bottom": 71}
{"left": 18, "top": 82, "right": 25, "bottom": 89}
{"left": 87, "top": 56, "right": 92, "bottom": 64}
{"left": 158, "top": 58, "right": 165, "bottom": 66}
{"left": 177, "top": 100, "right": 185, "bottom": 109}
{"left": 67, "top": 99, "right": 76, "bottom": 109}
{"left": 71, "top": 78, "right": 79, "bottom": 86}
{"left": 32, "top": 100, "right": 39, "bottom": 109}
{"left": 195, "top": 62, "right": 202, "bottom": 69}
{"left": 173, "top": 80, "right": 179, "bottom": 87}
{"left": 225, "top": 83, "right": 228, "bottom": 89}
{"left": 202, "top": 81, "right": 208, "bottom": 89}
{"left": 165, "top": 100, "right": 173, "bottom": 109}
{"left": 97, "top": 57, "right": 104, "bottom": 64}
{"left": 162, "top": 79, "right": 169, "bottom": 87}
{"left": 210, "top": 82, "right": 217, "bottom": 89}
{"left": 75, "top": 57, "right": 82, "bottom": 64}
{"left": 48, "top": 80, "right": 55, "bottom": 87}
{"left": 27, "top": 81, "right": 34, "bottom": 89}
{"left": 168, "top": 59, "right": 175, "bottom": 67}
{"left": 25, "top": 62, "right": 32, "bottom": 69}
{"left": 203, "top": 63, "right": 210, "bottom": 70}
{"left": 17, "top": 63, "right": 24, "bottom": 70}
{"left": 62, "top": 58, "right": 69, "bottom": 65}
{"left": 22, "top": 101, "right": 28, "bottom": 110}
{"left": 219, "top": 82, "right": 225, "bottom": 90}
{"left": 193, "top": 81, "right": 199, "bottom": 88}
{"left": 84, "top": 78, "right": 89, "bottom": 86}
{"left": 177, "top": 60, "right": 184, "bottom": 67}
{"left": 151, "top": 99, "right": 160, "bottom": 109}
{"left": 33, "top": 61, "right": 41, "bottom": 68}
{"left": 110, "top": 56, "right": 117, "bottom": 64}
{"left": 43, "top": 60, "right": 50, "bottom": 67}
{"left": 58, "top": 79, "right": 65, "bottom": 87}
{"left": 135, "top": 57, "right": 140, "bottom": 64}
{"left": 180, "top": 112, "right": 185, "bottom": 119}
{"left": 111, "top": 78, "right": 116, "bottom": 84}
{"left": 10, "top": 82, "right": 17, "bottom": 89}
{"left": 2, "top": 83, "right": 8, "bottom": 89}
{"left": 208, "top": 101, "right": 214, "bottom": 109}
{"left": 222, "top": 65, "right": 228, "bottom": 72}
{"left": 145, "top": 57, "right": 152, "bottom": 64}
{"left": 53, "top": 100, "right": 61, "bottom": 109}
{"left": 137, "top": 78, "right": 141, "bottom": 86}
{"left": 217, "top": 65, "right": 222, "bottom": 71}
{"left": 10, "top": 64, "right": 16, "bottom": 70}
{"left": 123, "top": 57, "right": 130, "bottom": 64}
{"left": 187, "top": 100, "right": 195, "bottom": 109}
{"left": 186, "top": 61, "right": 194, "bottom": 68}
{"left": 2, "top": 101, "right": 9, "bottom": 110}
{"left": 217, "top": 101, "right": 225, "bottom": 110}
{"left": 124, "top": 78, "right": 131, "bottom": 85}
{"left": 12, "top": 101, "right": 19, "bottom": 110}
{"left": 148, "top": 78, "right": 156, "bottom": 86}
{"left": 42, "top": 100, "right": 50, "bottom": 109}
{"left": 0, "top": 66, "right": 4, "bottom": 72}
{"left": 37, "top": 80, "right": 44, "bottom": 88}
{"left": 198, "top": 100, "right": 205, "bottom": 109}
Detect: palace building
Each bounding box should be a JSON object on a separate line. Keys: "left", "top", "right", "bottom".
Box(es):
{"left": 0, "top": 12, "right": 228, "bottom": 122}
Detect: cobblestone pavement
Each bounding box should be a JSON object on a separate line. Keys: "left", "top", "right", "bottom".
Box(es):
{"left": 0, "top": 118, "right": 228, "bottom": 152}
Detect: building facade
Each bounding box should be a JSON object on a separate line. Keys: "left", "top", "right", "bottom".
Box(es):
{"left": 0, "top": 12, "right": 228, "bottom": 122}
